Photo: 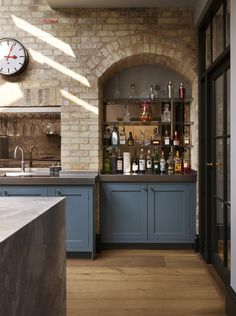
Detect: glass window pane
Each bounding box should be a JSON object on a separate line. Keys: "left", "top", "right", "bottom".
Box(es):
{"left": 227, "top": 205, "right": 231, "bottom": 270}
{"left": 226, "top": 0, "right": 230, "bottom": 47}
{"left": 206, "top": 25, "right": 211, "bottom": 68}
{"left": 215, "top": 75, "right": 224, "bottom": 137}
{"left": 213, "top": 5, "right": 224, "bottom": 61}
{"left": 227, "top": 137, "right": 230, "bottom": 202}
{"left": 216, "top": 138, "right": 224, "bottom": 199}
{"left": 227, "top": 69, "right": 230, "bottom": 135}
{"left": 215, "top": 199, "right": 224, "bottom": 261}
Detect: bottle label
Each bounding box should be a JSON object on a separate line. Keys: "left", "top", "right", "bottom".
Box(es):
{"left": 152, "top": 140, "right": 160, "bottom": 145}
{"left": 173, "top": 140, "right": 179, "bottom": 146}
{"left": 147, "top": 160, "right": 152, "bottom": 169}
{"left": 160, "top": 160, "right": 165, "bottom": 172}
{"left": 184, "top": 139, "right": 190, "bottom": 145}
{"left": 132, "top": 163, "right": 138, "bottom": 172}
{"left": 164, "top": 138, "right": 170, "bottom": 146}
{"left": 139, "top": 159, "right": 145, "bottom": 171}
{"left": 119, "top": 136, "right": 126, "bottom": 145}
{"left": 117, "top": 160, "right": 123, "bottom": 171}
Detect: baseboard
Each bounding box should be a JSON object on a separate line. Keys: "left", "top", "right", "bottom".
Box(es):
{"left": 66, "top": 252, "right": 92, "bottom": 259}
{"left": 101, "top": 243, "right": 195, "bottom": 250}
{"left": 96, "top": 233, "right": 102, "bottom": 253}
{"left": 226, "top": 286, "right": 236, "bottom": 316}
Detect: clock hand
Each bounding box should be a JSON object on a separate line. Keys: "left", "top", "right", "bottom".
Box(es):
{"left": 4, "top": 55, "right": 17, "bottom": 59}
{"left": 6, "top": 43, "right": 14, "bottom": 61}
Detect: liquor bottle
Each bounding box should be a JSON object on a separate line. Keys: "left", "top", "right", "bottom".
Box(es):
{"left": 173, "top": 131, "right": 180, "bottom": 146}
{"left": 151, "top": 127, "right": 161, "bottom": 146}
{"left": 174, "top": 150, "right": 182, "bottom": 174}
{"left": 104, "top": 150, "right": 110, "bottom": 174}
{"left": 127, "top": 131, "right": 134, "bottom": 146}
{"left": 160, "top": 150, "right": 166, "bottom": 175}
{"left": 103, "top": 127, "right": 111, "bottom": 146}
{"left": 167, "top": 80, "right": 174, "bottom": 99}
{"left": 119, "top": 126, "right": 126, "bottom": 146}
{"left": 116, "top": 148, "right": 123, "bottom": 174}
{"left": 110, "top": 148, "right": 117, "bottom": 174}
{"left": 167, "top": 151, "right": 174, "bottom": 175}
{"left": 138, "top": 148, "right": 146, "bottom": 174}
{"left": 162, "top": 103, "right": 171, "bottom": 122}
{"left": 164, "top": 129, "right": 170, "bottom": 146}
{"left": 179, "top": 82, "right": 185, "bottom": 100}
{"left": 153, "top": 149, "right": 160, "bottom": 174}
{"left": 146, "top": 149, "right": 153, "bottom": 174}
{"left": 111, "top": 126, "right": 119, "bottom": 146}
{"left": 183, "top": 150, "right": 191, "bottom": 174}
{"left": 183, "top": 128, "right": 191, "bottom": 146}
{"left": 131, "top": 151, "right": 139, "bottom": 174}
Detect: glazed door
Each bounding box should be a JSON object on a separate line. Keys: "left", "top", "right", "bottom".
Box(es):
{"left": 208, "top": 62, "right": 230, "bottom": 282}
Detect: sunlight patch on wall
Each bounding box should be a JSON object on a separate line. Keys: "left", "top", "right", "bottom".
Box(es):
{"left": 11, "top": 15, "right": 75, "bottom": 58}
{"left": 60, "top": 89, "right": 98, "bottom": 115}
{"left": 29, "top": 49, "right": 90, "bottom": 87}
{"left": 0, "top": 83, "right": 23, "bottom": 108}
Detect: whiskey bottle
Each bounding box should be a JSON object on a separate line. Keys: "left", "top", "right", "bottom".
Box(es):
{"left": 151, "top": 127, "right": 161, "bottom": 146}
{"left": 104, "top": 150, "right": 110, "bottom": 174}
{"left": 138, "top": 148, "right": 146, "bottom": 174}
{"left": 127, "top": 131, "right": 134, "bottom": 146}
{"left": 116, "top": 148, "right": 123, "bottom": 174}
{"left": 146, "top": 149, "right": 153, "bottom": 174}
{"left": 160, "top": 150, "right": 166, "bottom": 175}
{"left": 111, "top": 126, "right": 119, "bottom": 146}
{"left": 164, "top": 129, "right": 170, "bottom": 146}
{"left": 183, "top": 129, "right": 191, "bottom": 146}
{"left": 167, "top": 151, "right": 174, "bottom": 175}
{"left": 173, "top": 131, "right": 180, "bottom": 146}
{"left": 131, "top": 151, "right": 139, "bottom": 174}
{"left": 174, "top": 150, "right": 182, "bottom": 174}
{"left": 153, "top": 149, "right": 160, "bottom": 174}
{"left": 119, "top": 126, "right": 126, "bottom": 146}
{"left": 110, "top": 148, "right": 117, "bottom": 174}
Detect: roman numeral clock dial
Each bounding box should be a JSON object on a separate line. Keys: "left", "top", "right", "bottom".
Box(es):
{"left": 0, "top": 38, "right": 29, "bottom": 76}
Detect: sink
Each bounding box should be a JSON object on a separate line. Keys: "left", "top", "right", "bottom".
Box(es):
{"left": 6, "top": 172, "right": 35, "bottom": 177}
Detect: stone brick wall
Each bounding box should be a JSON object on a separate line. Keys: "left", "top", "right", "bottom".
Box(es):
{"left": 0, "top": 0, "right": 198, "bottom": 171}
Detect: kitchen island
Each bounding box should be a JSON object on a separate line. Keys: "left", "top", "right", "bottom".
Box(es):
{"left": 0, "top": 197, "right": 66, "bottom": 316}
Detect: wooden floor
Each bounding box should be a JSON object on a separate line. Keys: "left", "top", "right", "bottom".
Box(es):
{"left": 67, "top": 250, "right": 227, "bottom": 316}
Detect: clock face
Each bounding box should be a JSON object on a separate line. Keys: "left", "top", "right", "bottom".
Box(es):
{"left": 0, "top": 38, "right": 28, "bottom": 76}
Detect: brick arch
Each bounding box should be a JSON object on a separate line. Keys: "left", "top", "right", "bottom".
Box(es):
{"left": 96, "top": 33, "right": 197, "bottom": 85}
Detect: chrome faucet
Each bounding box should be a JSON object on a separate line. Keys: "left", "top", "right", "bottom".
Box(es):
{"left": 29, "top": 145, "right": 38, "bottom": 168}
{"left": 14, "top": 145, "right": 25, "bottom": 173}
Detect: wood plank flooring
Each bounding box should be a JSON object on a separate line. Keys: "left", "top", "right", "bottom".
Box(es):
{"left": 67, "top": 250, "right": 226, "bottom": 316}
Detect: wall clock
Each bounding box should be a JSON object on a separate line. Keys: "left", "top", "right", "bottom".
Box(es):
{"left": 0, "top": 38, "right": 29, "bottom": 76}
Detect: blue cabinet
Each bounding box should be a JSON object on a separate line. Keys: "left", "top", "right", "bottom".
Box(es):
{"left": 0, "top": 186, "right": 48, "bottom": 196}
{"left": 101, "top": 182, "right": 196, "bottom": 244}
{"left": 148, "top": 184, "right": 196, "bottom": 243}
{"left": 0, "top": 185, "right": 95, "bottom": 258}
{"left": 51, "top": 186, "right": 95, "bottom": 257}
{"left": 102, "top": 183, "right": 147, "bottom": 242}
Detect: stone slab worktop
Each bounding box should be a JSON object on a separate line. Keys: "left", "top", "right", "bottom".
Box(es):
{"left": 0, "top": 197, "right": 66, "bottom": 316}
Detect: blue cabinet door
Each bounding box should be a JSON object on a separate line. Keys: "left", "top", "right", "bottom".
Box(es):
{"left": 148, "top": 184, "right": 196, "bottom": 243}
{"left": 53, "top": 186, "right": 93, "bottom": 253}
{"left": 101, "top": 183, "right": 148, "bottom": 242}
{"left": 0, "top": 186, "right": 48, "bottom": 196}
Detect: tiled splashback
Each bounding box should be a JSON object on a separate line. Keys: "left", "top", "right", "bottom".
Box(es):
{"left": 0, "top": 113, "right": 61, "bottom": 166}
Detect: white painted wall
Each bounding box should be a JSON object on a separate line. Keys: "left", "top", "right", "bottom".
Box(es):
{"left": 231, "top": 0, "right": 236, "bottom": 292}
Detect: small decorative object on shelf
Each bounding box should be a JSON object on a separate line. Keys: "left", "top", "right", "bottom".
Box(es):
{"left": 129, "top": 83, "right": 136, "bottom": 98}
{"left": 179, "top": 82, "right": 185, "bottom": 100}
{"left": 161, "top": 103, "right": 171, "bottom": 122}
{"left": 149, "top": 85, "right": 154, "bottom": 100}
{"left": 167, "top": 80, "right": 174, "bottom": 99}
{"left": 140, "top": 101, "right": 152, "bottom": 122}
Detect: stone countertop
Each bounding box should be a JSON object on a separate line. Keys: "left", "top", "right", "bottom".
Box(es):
{"left": 99, "top": 171, "right": 197, "bottom": 183}
{"left": 0, "top": 197, "right": 64, "bottom": 243}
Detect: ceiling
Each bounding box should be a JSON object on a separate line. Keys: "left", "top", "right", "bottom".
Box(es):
{"left": 46, "top": 0, "right": 198, "bottom": 9}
